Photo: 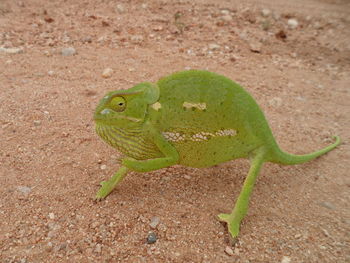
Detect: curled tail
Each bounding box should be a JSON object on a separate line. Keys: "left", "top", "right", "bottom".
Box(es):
{"left": 270, "top": 136, "right": 341, "bottom": 165}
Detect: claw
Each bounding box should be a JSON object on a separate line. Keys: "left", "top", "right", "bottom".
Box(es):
{"left": 217, "top": 213, "right": 240, "bottom": 245}
{"left": 95, "top": 180, "right": 114, "bottom": 200}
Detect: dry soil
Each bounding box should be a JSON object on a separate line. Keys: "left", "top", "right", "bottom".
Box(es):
{"left": 0, "top": 0, "right": 349, "bottom": 262}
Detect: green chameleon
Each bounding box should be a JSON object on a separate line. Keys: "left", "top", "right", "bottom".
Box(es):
{"left": 94, "top": 70, "right": 340, "bottom": 241}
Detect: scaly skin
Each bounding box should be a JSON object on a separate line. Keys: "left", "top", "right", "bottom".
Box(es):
{"left": 93, "top": 70, "right": 341, "bottom": 241}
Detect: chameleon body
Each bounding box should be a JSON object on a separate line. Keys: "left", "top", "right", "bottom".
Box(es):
{"left": 94, "top": 70, "right": 340, "bottom": 240}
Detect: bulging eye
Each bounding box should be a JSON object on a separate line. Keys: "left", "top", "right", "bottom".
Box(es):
{"left": 110, "top": 96, "right": 126, "bottom": 112}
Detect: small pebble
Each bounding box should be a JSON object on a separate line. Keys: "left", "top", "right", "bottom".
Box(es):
{"left": 281, "top": 256, "right": 291, "bottom": 263}
{"left": 220, "top": 9, "right": 230, "bottom": 15}
{"left": 147, "top": 232, "right": 157, "bottom": 244}
{"left": 130, "top": 35, "right": 144, "bottom": 44}
{"left": 95, "top": 244, "right": 102, "bottom": 254}
{"left": 249, "top": 41, "right": 262, "bottom": 53}
{"left": 208, "top": 43, "right": 220, "bottom": 50}
{"left": 17, "top": 186, "right": 31, "bottom": 194}
{"left": 116, "top": 4, "right": 125, "bottom": 13}
{"left": 102, "top": 68, "right": 113, "bottom": 78}
{"left": 221, "top": 15, "right": 233, "bottom": 22}
{"left": 61, "top": 47, "right": 76, "bottom": 56}
{"left": 268, "top": 97, "right": 282, "bottom": 108}
{"left": 48, "top": 70, "right": 54, "bottom": 76}
{"left": 149, "top": 216, "right": 160, "bottom": 229}
{"left": 319, "top": 201, "right": 335, "bottom": 210}
{"left": 153, "top": 25, "right": 163, "bottom": 31}
{"left": 82, "top": 36, "right": 92, "bottom": 43}
{"left": 224, "top": 246, "right": 234, "bottom": 256}
{"left": 53, "top": 242, "right": 67, "bottom": 252}
{"left": 33, "top": 120, "right": 41, "bottom": 126}
{"left": 46, "top": 242, "right": 53, "bottom": 252}
{"left": 287, "top": 18, "right": 299, "bottom": 29}
{"left": 0, "top": 47, "right": 24, "bottom": 54}
{"left": 261, "top": 8, "right": 271, "bottom": 17}
{"left": 48, "top": 212, "right": 55, "bottom": 220}
{"left": 100, "top": 164, "right": 107, "bottom": 170}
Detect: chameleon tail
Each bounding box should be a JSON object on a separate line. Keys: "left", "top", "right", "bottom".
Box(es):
{"left": 271, "top": 136, "right": 341, "bottom": 165}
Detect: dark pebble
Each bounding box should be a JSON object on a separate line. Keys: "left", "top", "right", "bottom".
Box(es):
{"left": 147, "top": 232, "right": 157, "bottom": 244}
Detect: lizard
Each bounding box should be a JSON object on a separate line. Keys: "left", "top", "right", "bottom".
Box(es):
{"left": 93, "top": 70, "right": 341, "bottom": 241}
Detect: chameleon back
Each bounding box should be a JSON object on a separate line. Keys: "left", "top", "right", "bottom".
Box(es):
{"left": 148, "top": 70, "right": 275, "bottom": 167}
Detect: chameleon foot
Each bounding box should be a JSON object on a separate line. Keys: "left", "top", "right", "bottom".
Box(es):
{"left": 218, "top": 213, "right": 240, "bottom": 244}
{"left": 95, "top": 180, "right": 114, "bottom": 200}
{"left": 94, "top": 166, "right": 128, "bottom": 201}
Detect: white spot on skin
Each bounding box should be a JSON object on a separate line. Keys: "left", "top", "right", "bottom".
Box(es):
{"left": 163, "top": 129, "right": 237, "bottom": 142}
{"left": 183, "top": 102, "right": 207, "bottom": 111}
{"left": 162, "top": 132, "right": 186, "bottom": 142}
{"left": 151, "top": 102, "right": 162, "bottom": 111}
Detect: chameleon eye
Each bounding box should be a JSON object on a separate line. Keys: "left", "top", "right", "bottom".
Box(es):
{"left": 110, "top": 96, "right": 126, "bottom": 112}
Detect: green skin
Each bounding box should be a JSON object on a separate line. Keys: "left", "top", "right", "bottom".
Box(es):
{"left": 94, "top": 70, "right": 340, "bottom": 241}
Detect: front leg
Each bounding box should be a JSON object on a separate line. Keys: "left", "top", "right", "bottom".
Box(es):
{"left": 95, "top": 166, "right": 128, "bottom": 200}
{"left": 95, "top": 124, "right": 179, "bottom": 199}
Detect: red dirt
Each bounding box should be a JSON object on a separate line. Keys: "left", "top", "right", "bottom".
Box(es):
{"left": 1, "top": 0, "right": 349, "bottom": 262}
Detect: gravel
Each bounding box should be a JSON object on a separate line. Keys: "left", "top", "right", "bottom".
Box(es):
{"left": 281, "top": 256, "right": 291, "bottom": 263}
{"left": 287, "top": 18, "right": 299, "bottom": 29}
{"left": 61, "top": 47, "right": 76, "bottom": 56}
{"left": 208, "top": 43, "right": 220, "bottom": 50}
{"left": 149, "top": 216, "right": 160, "bottom": 229}
{"left": 147, "top": 232, "right": 157, "bottom": 244}
{"left": 224, "top": 246, "right": 234, "bottom": 256}
{"left": 102, "top": 68, "right": 113, "bottom": 78}
{"left": 17, "top": 186, "right": 31, "bottom": 194}
{"left": 0, "top": 47, "right": 24, "bottom": 54}
{"left": 261, "top": 8, "right": 271, "bottom": 17}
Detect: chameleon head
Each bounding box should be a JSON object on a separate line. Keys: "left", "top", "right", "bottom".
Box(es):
{"left": 94, "top": 82, "right": 160, "bottom": 145}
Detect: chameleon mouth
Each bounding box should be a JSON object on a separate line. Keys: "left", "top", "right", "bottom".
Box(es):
{"left": 94, "top": 108, "right": 112, "bottom": 122}
{"left": 94, "top": 110, "right": 142, "bottom": 123}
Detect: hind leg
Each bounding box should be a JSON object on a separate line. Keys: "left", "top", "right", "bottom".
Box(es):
{"left": 218, "top": 148, "right": 266, "bottom": 242}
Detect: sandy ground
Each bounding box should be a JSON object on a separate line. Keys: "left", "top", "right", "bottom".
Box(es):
{"left": 1, "top": 0, "right": 349, "bottom": 262}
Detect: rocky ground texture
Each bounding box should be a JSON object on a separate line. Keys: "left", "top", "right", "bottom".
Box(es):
{"left": 0, "top": 0, "right": 349, "bottom": 262}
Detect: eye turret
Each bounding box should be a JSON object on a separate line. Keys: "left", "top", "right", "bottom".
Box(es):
{"left": 110, "top": 96, "right": 126, "bottom": 112}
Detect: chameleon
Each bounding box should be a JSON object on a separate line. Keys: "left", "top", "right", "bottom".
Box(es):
{"left": 93, "top": 70, "right": 341, "bottom": 241}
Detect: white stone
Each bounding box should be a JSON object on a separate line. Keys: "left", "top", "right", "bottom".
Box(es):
{"left": 221, "top": 15, "right": 233, "bottom": 22}
{"left": 61, "top": 47, "right": 76, "bottom": 56}
{"left": 130, "top": 35, "right": 144, "bottom": 44}
{"left": 224, "top": 246, "right": 234, "bottom": 256}
{"left": 220, "top": 9, "right": 230, "bottom": 15}
{"left": 0, "top": 47, "right": 24, "bottom": 54}
{"left": 261, "top": 8, "right": 271, "bottom": 17}
{"left": 48, "top": 213, "right": 55, "bottom": 220}
{"left": 17, "top": 186, "right": 31, "bottom": 194}
{"left": 116, "top": 4, "right": 125, "bottom": 13}
{"left": 149, "top": 216, "right": 160, "bottom": 229}
{"left": 288, "top": 19, "right": 299, "bottom": 29}
{"left": 268, "top": 97, "right": 283, "bottom": 107}
{"left": 208, "top": 43, "right": 220, "bottom": 50}
{"left": 281, "top": 256, "right": 291, "bottom": 263}
{"left": 102, "top": 68, "right": 113, "bottom": 78}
